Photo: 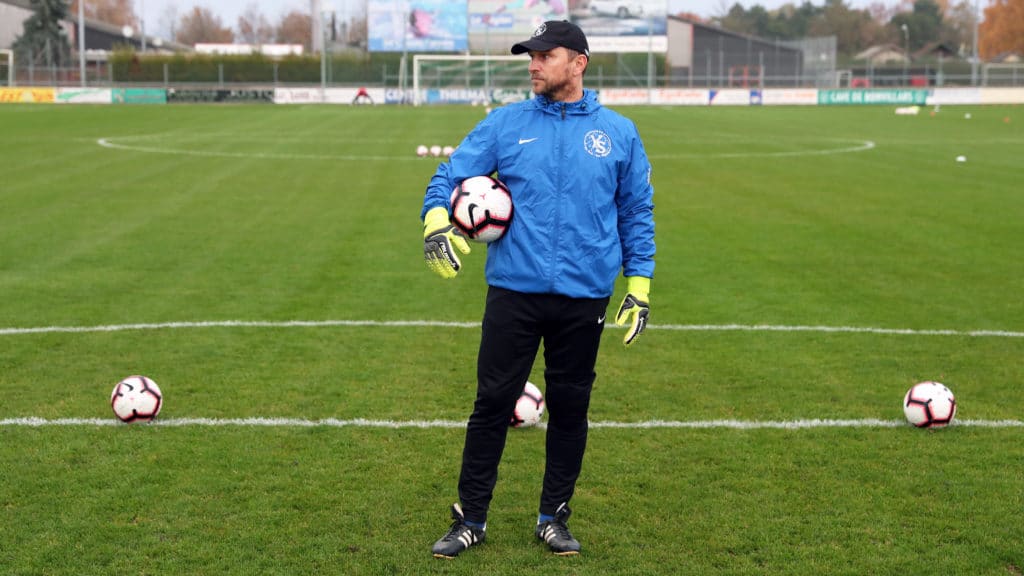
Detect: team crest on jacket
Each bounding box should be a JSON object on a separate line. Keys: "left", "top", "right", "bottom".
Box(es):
{"left": 584, "top": 130, "right": 611, "bottom": 158}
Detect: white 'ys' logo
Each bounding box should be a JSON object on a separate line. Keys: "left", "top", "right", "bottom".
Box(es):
{"left": 532, "top": 23, "right": 547, "bottom": 37}
{"left": 583, "top": 130, "right": 611, "bottom": 158}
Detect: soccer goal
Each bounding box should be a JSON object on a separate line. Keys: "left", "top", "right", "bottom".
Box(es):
{"left": 0, "top": 49, "right": 13, "bottom": 87}
{"left": 412, "top": 54, "right": 531, "bottom": 106}
{"left": 982, "top": 63, "right": 1024, "bottom": 87}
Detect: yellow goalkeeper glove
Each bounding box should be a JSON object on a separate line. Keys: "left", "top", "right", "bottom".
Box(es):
{"left": 423, "top": 207, "right": 471, "bottom": 279}
{"left": 615, "top": 276, "right": 650, "bottom": 347}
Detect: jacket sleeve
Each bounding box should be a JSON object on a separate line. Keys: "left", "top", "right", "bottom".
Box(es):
{"left": 420, "top": 112, "right": 501, "bottom": 221}
{"left": 616, "top": 124, "right": 656, "bottom": 279}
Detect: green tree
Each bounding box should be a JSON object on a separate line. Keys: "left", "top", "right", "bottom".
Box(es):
{"left": 12, "top": 0, "right": 71, "bottom": 67}
{"left": 808, "top": 0, "right": 880, "bottom": 55}
{"left": 890, "top": 0, "right": 945, "bottom": 50}
{"left": 938, "top": 0, "right": 977, "bottom": 56}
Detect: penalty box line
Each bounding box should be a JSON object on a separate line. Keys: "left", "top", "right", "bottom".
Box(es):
{"left": 1, "top": 417, "right": 1023, "bottom": 429}
{"left": 1, "top": 319, "right": 1023, "bottom": 338}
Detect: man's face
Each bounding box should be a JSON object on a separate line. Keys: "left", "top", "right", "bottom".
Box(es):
{"left": 527, "top": 47, "right": 585, "bottom": 101}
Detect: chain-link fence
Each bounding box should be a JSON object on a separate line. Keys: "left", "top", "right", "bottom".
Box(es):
{"left": 3, "top": 50, "right": 1021, "bottom": 89}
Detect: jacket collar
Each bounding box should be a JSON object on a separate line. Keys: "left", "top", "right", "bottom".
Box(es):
{"left": 530, "top": 89, "right": 600, "bottom": 115}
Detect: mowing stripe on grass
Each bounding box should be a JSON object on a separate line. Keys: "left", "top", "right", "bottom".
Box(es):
{"left": 1, "top": 320, "right": 1022, "bottom": 338}
{"left": 1, "top": 417, "right": 1022, "bottom": 429}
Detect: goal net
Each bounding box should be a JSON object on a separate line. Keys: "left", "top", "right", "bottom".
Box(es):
{"left": 0, "top": 50, "right": 12, "bottom": 87}
{"left": 982, "top": 63, "right": 1024, "bottom": 87}
{"left": 412, "top": 54, "right": 531, "bottom": 106}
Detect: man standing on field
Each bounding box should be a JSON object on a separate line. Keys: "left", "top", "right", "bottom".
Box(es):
{"left": 421, "top": 20, "right": 655, "bottom": 558}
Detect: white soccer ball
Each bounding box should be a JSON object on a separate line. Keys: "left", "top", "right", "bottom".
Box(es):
{"left": 511, "top": 381, "right": 544, "bottom": 428}
{"left": 449, "top": 175, "right": 514, "bottom": 243}
{"left": 903, "top": 381, "right": 956, "bottom": 428}
{"left": 111, "top": 375, "right": 163, "bottom": 423}
{"left": 430, "top": 145, "right": 442, "bottom": 157}
{"left": 442, "top": 145, "right": 455, "bottom": 157}
{"left": 416, "top": 145, "right": 429, "bottom": 157}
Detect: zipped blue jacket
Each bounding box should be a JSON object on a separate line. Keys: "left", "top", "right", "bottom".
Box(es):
{"left": 421, "top": 89, "right": 655, "bottom": 299}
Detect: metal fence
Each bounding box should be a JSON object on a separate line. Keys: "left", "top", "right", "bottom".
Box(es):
{"left": 3, "top": 58, "right": 1021, "bottom": 89}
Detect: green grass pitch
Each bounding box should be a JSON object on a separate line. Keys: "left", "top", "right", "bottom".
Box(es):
{"left": 1, "top": 102, "right": 1022, "bottom": 574}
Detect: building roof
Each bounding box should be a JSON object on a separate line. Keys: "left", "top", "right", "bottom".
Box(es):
{"left": 0, "top": 0, "right": 190, "bottom": 52}
{"left": 668, "top": 14, "right": 802, "bottom": 54}
{"left": 913, "top": 41, "right": 958, "bottom": 59}
{"left": 854, "top": 43, "right": 909, "bottom": 63}
{"left": 990, "top": 51, "right": 1022, "bottom": 63}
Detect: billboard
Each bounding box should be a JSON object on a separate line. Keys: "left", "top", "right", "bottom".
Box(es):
{"left": 368, "top": 0, "right": 469, "bottom": 52}
{"left": 572, "top": 0, "right": 667, "bottom": 49}
{"left": 468, "top": 0, "right": 571, "bottom": 35}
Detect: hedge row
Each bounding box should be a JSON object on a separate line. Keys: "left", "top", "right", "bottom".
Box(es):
{"left": 108, "top": 49, "right": 663, "bottom": 86}
{"left": 109, "top": 50, "right": 405, "bottom": 84}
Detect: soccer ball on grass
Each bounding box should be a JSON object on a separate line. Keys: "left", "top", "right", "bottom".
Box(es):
{"left": 511, "top": 381, "right": 544, "bottom": 428}
{"left": 111, "top": 375, "right": 163, "bottom": 423}
{"left": 903, "top": 381, "right": 956, "bottom": 428}
{"left": 449, "top": 175, "right": 513, "bottom": 243}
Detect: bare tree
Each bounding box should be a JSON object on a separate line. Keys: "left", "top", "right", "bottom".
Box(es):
{"left": 944, "top": 0, "right": 979, "bottom": 55}
{"left": 277, "top": 10, "right": 313, "bottom": 51}
{"left": 69, "top": 0, "right": 137, "bottom": 27}
{"left": 175, "top": 6, "right": 234, "bottom": 45}
{"left": 238, "top": 2, "right": 275, "bottom": 45}
{"left": 158, "top": 3, "right": 179, "bottom": 41}
{"left": 345, "top": 15, "right": 368, "bottom": 47}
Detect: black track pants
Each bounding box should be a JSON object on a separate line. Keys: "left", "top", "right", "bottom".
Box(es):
{"left": 457, "top": 286, "right": 609, "bottom": 523}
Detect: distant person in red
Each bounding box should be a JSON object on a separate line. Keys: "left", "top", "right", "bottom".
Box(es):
{"left": 352, "top": 86, "right": 374, "bottom": 105}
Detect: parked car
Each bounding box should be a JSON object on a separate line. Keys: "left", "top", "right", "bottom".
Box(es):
{"left": 588, "top": 0, "right": 644, "bottom": 18}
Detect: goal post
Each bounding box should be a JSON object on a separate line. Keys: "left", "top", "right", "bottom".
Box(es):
{"left": 981, "top": 63, "right": 1024, "bottom": 87}
{"left": 0, "top": 49, "right": 13, "bottom": 87}
{"left": 412, "top": 54, "right": 531, "bottom": 106}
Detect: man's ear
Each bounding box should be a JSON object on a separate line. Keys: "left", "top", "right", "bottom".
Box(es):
{"left": 575, "top": 54, "right": 589, "bottom": 77}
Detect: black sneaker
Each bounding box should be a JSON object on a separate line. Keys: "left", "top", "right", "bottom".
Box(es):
{"left": 431, "top": 503, "right": 486, "bottom": 559}
{"left": 536, "top": 503, "right": 581, "bottom": 555}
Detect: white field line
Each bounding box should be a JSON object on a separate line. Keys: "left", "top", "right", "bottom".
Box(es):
{"left": 96, "top": 137, "right": 406, "bottom": 162}
{"left": 2, "top": 417, "right": 1022, "bottom": 429}
{"left": 97, "top": 136, "right": 875, "bottom": 161}
{"left": 1, "top": 319, "right": 1022, "bottom": 338}
{"left": 649, "top": 139, "right": 876, "bottom": 159}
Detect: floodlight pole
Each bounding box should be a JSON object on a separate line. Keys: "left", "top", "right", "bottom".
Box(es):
{"left": 900, "top": 24, "right": 909, "bottom": 86}
{"left": 78, "top": 0, "right": 86, "bottom": 86}
{"left": 484, "top": 19, "right": 490, "bottom": 95}
{"left": 970, "top": 0, "right": 980, "bottom": 86}
{"left": 140, "top": 0, "right": 146, "bottom": 52}
{"left": 320, "top": 15, "right": 327, "bottom": 101}
{"left": 647, "top": 14, "right": 654, "bottom": 104}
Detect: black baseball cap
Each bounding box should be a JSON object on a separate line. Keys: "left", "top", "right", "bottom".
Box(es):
{"left": 511, "top": 20, "right": 590, "bottom": 58}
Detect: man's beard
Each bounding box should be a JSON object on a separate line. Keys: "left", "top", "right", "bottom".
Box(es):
{"left": 533, "top": 74, "right": 571, "bottom": 101}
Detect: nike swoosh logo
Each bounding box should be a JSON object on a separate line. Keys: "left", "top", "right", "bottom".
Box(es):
{"left": 597, "top": 315, "right": 606, "bottom": 324}
{"left": 518, "top": 138, "right": 539, "bottom": 145}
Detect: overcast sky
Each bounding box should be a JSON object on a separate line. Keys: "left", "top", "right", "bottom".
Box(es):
{"left": 139, "top": 0, "right": 879, "bottom": 40}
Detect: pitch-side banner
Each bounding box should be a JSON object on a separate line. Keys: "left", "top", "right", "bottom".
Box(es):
{"left": 818, "top": 89, "right": 927, "bottom": 105}
{"left": 368, "top": 0, "right": 469, "bottom": 52}
{"left": 0, "top": 88, "right": 55, "bottom": 103}
{"left": 468, "top": 0, "right": 570, "bottom": 35}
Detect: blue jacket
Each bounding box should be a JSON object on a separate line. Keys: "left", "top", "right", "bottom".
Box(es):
{"left": 421, "top": 89, "right": 655, "bottom": 298}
